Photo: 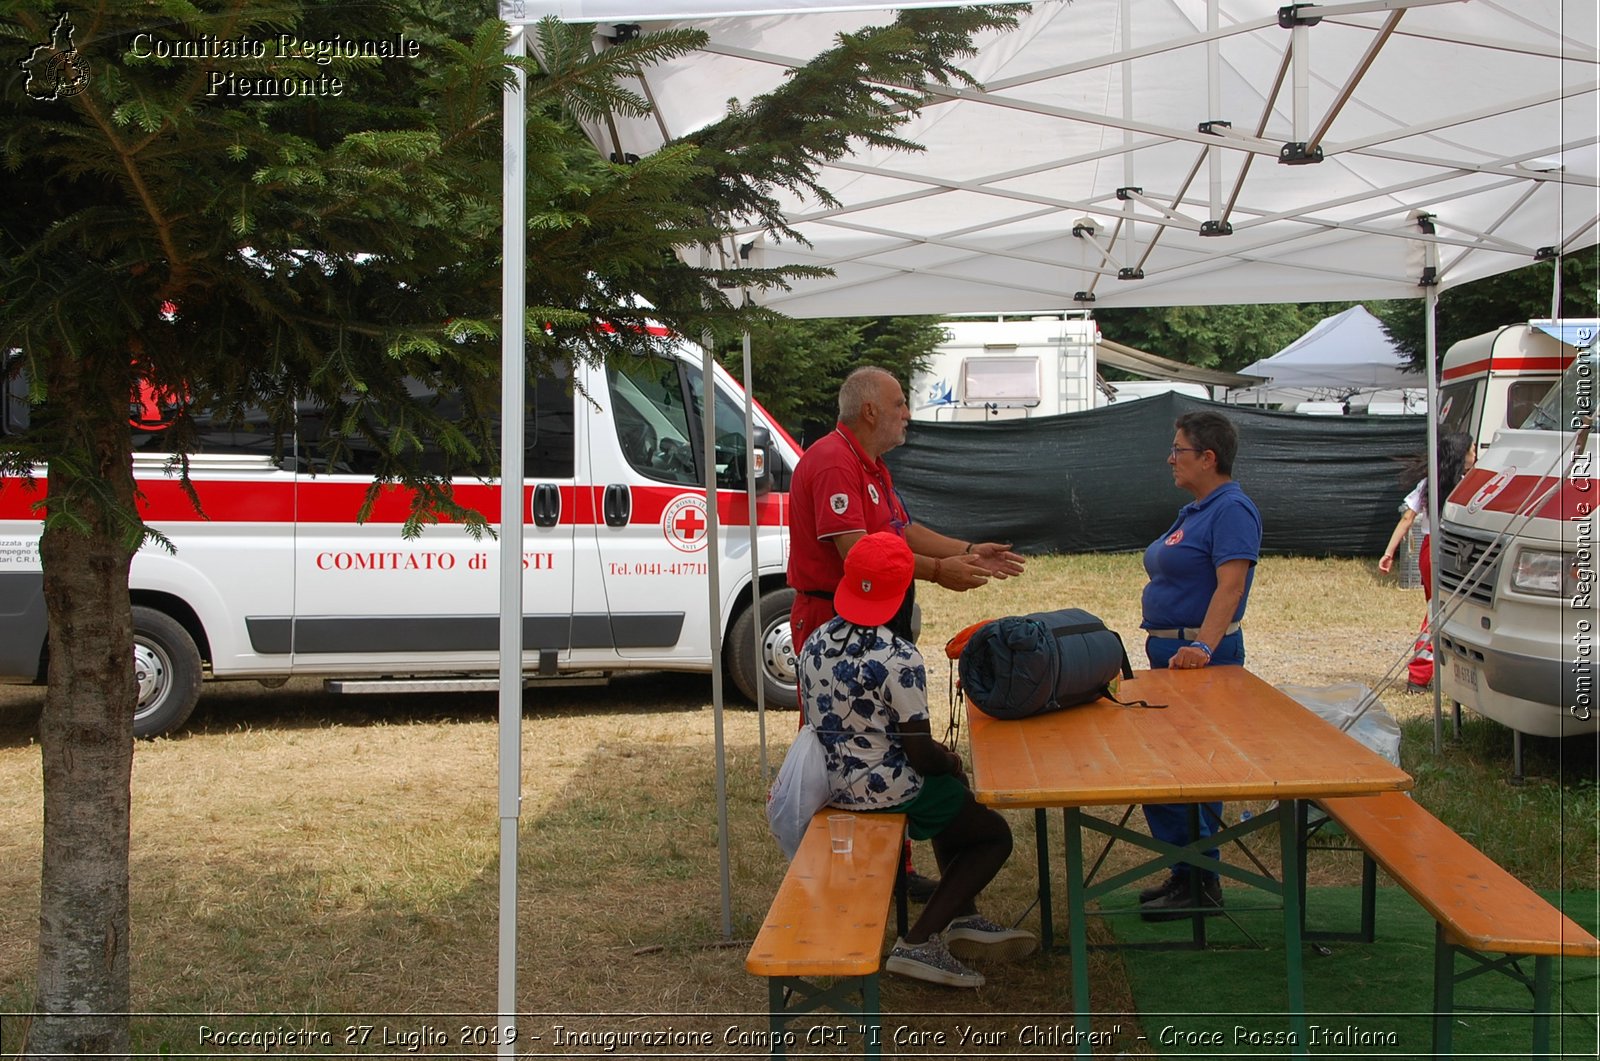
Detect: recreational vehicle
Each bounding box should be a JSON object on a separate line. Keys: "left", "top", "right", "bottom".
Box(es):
{"left": 910, "top": 314, "right": 1101, "bottom": 422}
{"left": 1438, "top": 322, "right": 1577, "bottom": 452}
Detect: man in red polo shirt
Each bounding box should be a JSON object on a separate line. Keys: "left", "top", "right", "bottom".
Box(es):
{"left": 789, "top": 365, "right": 1025, "bottom": 650}
{"left": 788, "top": 365, "right": 1026, "bottom": 900}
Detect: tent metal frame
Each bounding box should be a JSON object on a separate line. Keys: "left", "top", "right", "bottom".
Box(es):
{"left": 494, "top": 0, "right": 1597, "bottom": 1048}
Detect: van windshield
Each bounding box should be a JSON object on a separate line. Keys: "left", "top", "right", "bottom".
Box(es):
{"left": 1521, "top": 349, "right": 1597, "bottom": 431}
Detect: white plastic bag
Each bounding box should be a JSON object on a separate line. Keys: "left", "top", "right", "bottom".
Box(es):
{"left": 766, "top": 725, "right": 833, "bottom": 859}
{"left": 1275, "top": 682, "right": 1402, "bottom": 766}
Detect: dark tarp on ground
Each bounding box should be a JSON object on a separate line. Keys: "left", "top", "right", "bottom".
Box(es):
{"left": 885, "top": 392, "right": 1426, "bottom": 557}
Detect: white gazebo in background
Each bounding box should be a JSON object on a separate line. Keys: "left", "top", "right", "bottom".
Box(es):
{"left": 1229, "top": 304, "right": 1422, "bottom": 409}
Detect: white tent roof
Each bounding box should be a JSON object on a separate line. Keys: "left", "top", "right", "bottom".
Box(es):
{"left": 512, "top": 0, "right": 1599, "bottom": 318}
{"left": 1230, "top": 304, "right": 1418, "bottom": 400}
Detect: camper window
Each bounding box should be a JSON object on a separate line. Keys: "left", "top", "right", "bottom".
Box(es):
{"left": 1507, "top": 381, "right": 1553, "bottom": 432}
{"left": 961, "top": 357, "right": 1041, "bottom": 405}
{"left": 1522, "top": 351, "right": 1596, "bottom": 431}
{"left": 1437, "top": 379, "right": 1479, "bottom": 440}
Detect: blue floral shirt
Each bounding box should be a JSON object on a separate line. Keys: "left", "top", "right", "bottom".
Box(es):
{"left": 800, "top": 617, "right": 929, "bottom": 809}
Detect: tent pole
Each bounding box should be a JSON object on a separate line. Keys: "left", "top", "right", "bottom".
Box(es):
{"left": 496, "top": 23, "right": 528, "bottom": 1057}
{"left": 1291, "top": 20, "right": 1311, "bottom": 143}
{"left": 1424, "top": 279, "right": 1441, "bottom": 756}
{"left": 743, "top": 325, "right": 771, "bottom": 784}
{"left": 1206, "top": 0, "right": 1222, "bottom": 222}
{"left": 701, "top": 275, "right": 735, "bottom": 941}
{"left": 1120, "top": 0, "right": 1135, "bottom": 265}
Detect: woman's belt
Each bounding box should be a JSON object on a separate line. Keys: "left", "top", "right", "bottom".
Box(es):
{"left": 1145, "top": 621, "right": 1242, "bottom": 640}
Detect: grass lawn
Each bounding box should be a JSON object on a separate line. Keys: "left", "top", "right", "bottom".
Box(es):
{"left": 0, "top": 554, "right": 1593, "bottom": 1057}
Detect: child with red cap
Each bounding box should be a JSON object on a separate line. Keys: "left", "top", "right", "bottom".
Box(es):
{"left": 800, "top": 531, "right": 1035, "bottom": 988}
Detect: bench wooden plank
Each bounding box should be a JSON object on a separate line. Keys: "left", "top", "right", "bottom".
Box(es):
{"left": 1317, "top": 792, "right": 1599, "bottom": 958}
{"left": 746, "top": 811, "right": 907, "bottom": 978}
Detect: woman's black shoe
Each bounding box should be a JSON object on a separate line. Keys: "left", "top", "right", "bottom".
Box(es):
{"left": 905, "top": 870, "right": 939, "bottom": 904}
{"left": 1139, "top": 876, "right": 1223, "bottom": 921}
{"left": 1137, "top": 874, "right": 1183, "bottom": 904}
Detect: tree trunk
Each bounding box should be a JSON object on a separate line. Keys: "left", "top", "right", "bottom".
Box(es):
{"left": 26, "top": 349, "right": 138, "bottom": 1058}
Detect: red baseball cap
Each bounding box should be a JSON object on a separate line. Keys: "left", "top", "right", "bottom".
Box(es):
{"left": 835, "top": 532, "right": 914, "bottom": 628}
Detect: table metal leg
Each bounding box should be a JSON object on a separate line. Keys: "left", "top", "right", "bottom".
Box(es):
{"left": 1034, "top": 807, "right": 1052, "bottom": 952}
{"left": 1064, "top": 806, "right": 1093, "bottom": 1059}
{"left": 1432, "top": 925, "right": 1455, "bottom": 1057}
{"left": 1278, "top": 799, "right": 1309, "bottom": 1056}
{"left": 1532, "top": 954, "right": 1553, "bottom": 1060}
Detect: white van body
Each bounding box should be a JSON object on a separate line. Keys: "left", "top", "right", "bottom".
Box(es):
{"left": 1100, "top": 380, "right": 1210, "bottom": 405}
{"left": 1438, "top": 323, "right": 1577, "bottom": 452}
{"left": 0, "top": 344, "right": 803, "bottom": 736}
{"left": 1347, "top": 388, "right": 1427, "bottom": 417}
{"left": 911, "top": 314, "right": 1101, "bottom": 422}
{"left": 1292, "top": 401, "right": 1349, "bottom": 416}
{"left": 1437, "top": 322, "right": 1598, "bottom": 741}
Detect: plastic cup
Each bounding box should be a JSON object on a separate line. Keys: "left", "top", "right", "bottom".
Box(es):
{"left": 827, "top": 813, "right": 855, "bottom": 855}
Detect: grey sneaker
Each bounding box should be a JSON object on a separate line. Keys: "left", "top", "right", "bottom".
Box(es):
{"left": 884, "top": 933, "right": 985, "bottom": 988}
{"left": 944, "top": 914, "right": 1038, "bottom": 961}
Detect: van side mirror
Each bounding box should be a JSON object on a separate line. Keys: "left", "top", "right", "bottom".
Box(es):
{"left": 749, "top": 426, "right": 772, "bottom": 493}
{"left": 716, "top": 426, "right": 772, "bottom": 493}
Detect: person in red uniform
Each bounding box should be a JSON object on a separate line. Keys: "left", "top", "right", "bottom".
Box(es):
{"left": 789, "top": 365, "right": 1026, "bottom": 650}
{"left": 788, "top": 365, "right": 1026, "bottom": 901}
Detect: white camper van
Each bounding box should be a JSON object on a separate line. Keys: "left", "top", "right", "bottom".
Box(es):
{"left": 1438, "top": 322, "right": 1577, "bottom": 452}
{"left": 0, "top": 344, "right": 802, "bottom": 737}
{"left": 911, "top": 314, "right": 1101, "bottom": 422}
{"left": 1436, "top": 320, "right": 1598, "bottom": 758}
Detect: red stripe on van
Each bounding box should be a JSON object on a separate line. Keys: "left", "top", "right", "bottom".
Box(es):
{"left": 1, "top": 475, "right": 787, "bottom": 528}
{"left": 1440, "top": 355, "right": 1573, "bottom": 381}
{"left": 0, "top": 477, "right": 44, "bottom": 520}
{"left": 1449, "top": 467, "right": 1591, "bottom": 521}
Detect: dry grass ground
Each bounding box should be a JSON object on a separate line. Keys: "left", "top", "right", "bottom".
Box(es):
{"left": 0, "top": 555, "right": 1571, "bottom": 1057}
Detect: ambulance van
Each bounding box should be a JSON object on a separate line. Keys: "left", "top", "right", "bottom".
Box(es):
{"left": 0, "top": 345, "right": 802, "bottom": 737}
{"left": 1436, "top": 320, "right": 1598, "bottom": 746}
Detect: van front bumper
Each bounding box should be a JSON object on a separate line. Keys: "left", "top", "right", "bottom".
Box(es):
{"left": 1439, "top": 628, "right": 1596, "bottom": 737}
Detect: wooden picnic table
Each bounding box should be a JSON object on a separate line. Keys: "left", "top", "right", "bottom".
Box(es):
{"left": 965, "top": 666, "right": 1412, "bottom": 1058}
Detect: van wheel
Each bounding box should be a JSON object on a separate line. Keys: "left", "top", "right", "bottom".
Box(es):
{"left": 132, "top": 606, "right": 203, "bottom": 738}
{"left": 727, "top": 587, "right": 797, "bottom": 709}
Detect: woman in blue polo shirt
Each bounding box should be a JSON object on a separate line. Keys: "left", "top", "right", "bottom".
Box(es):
{"left": 1137, "top": 411, "right": 1262, "bottom": 921}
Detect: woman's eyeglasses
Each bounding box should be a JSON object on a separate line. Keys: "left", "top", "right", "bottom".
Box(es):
{"left": 1170, "top": 445, "right": 1206, "bottom": 458}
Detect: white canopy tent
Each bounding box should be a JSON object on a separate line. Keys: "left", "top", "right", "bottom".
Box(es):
{"left": 525, "top": 0, "right": 1598, "bottom": 315}
{"left": 1229, "top": 303, "right": 1420, "bottom": 404}
{"left": 492, "top": 0, "right": 1599, "bottom": 1043}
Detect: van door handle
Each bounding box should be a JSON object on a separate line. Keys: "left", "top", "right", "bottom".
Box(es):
{"left": 602, "top": 483, "right": 631, "bottom": 528}
{"left": 531, "top": 483, "right": 560, "bottom": 528}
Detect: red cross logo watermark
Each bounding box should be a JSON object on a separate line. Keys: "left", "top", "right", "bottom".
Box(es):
{"left": 662, "top": 495, "right": 710, "bottom": 553}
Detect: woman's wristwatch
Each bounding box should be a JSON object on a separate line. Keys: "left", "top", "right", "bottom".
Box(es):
{"left": 1189, "top": 641, "right": 1213, "bottom": 658}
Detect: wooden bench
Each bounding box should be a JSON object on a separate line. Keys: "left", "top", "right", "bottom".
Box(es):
{"left": 1301, "top": 791, "right": 1599, "bottom": 1058}
{"left": 746, "top": 810, "right": 908, "bottom": 1059}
